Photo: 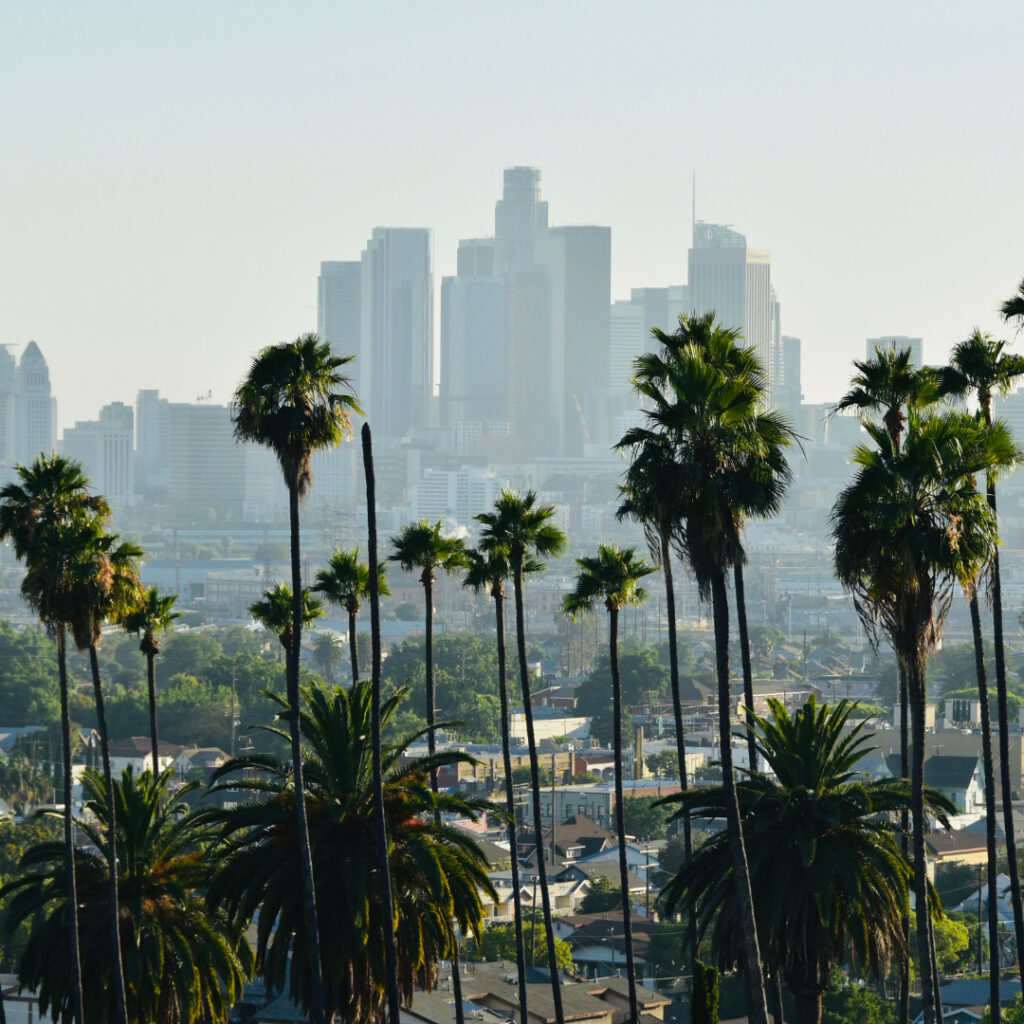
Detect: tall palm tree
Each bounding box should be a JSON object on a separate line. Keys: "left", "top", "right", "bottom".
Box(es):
{"left": 313, "top": 548, "right": 390, "bottom": 683}
{"left": 615, "top": 434, "right": 697, "bottom": 951}
{"left": 477, "top": 490, "right": 567, "bottom": 1024}
{"left": 232, "top": 333, "right": 361, "bottom": 1024}
{"left": 563, "top": 545, "right": 656, "bottom": 1024}
{"left": 311, "top": 632, "right": 344, "bottom": 683}
{"left": 0, "top": 454, "right": 104, "bottom": 1024}
{"left": 659, "top": 697, "right": 956, "bottom": 1024}
{"left": 1001, "top": 278, "right": 1024, "bottom": 329}
{"left": 120, "top": 585, "right": 179, "bottom": 774}
{"left": 1, "top": 767, "right": 252, "bottom": 1024}
{"left": 205, "top": 679, "right": 496, "bottom": 1024}
{"left": 464, "top": 546, "right": 542, "bottom": 1024}
{"left": 625, "top": 316, "right": 792, "bottom": 1024}
{"left": 67, "top": 528, "right": 143, "bottom": 1024}
{"left": 937, "top": 329, "right": 1024, "bottom": 978}
{"left": 361, "top": 421, "right": 401, "bottom": 1024}
{"left": 390, "top": 521, "right": 467, "bottom": 798}
{"left": 832, "top": 410, "right": 998, "bottom": 1024}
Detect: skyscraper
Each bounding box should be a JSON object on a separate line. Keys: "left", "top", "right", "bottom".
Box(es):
{"left": 317, "top": 261, "right": 362, "bottom": 384}
{"left": 15, "top": 341, "right": 54, "bottom": 464}
{"left": 494, "top": 166, "right": 549, "bottom": 275}
{"left": 60, "top": 402, "right": 135, "bottom": 503}
{"left": 866, "top": 335, "right": 923, "bottom": 366}
{"left": 360, "top": 228, "right": 434, "bottom": 439}
{"left": 440, "top": 238, "right": 506, "bottom": 428}
{"left": 0, "top": 346, "right": 17, "bottom": 471}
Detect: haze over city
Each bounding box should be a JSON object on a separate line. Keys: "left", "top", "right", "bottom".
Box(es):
{"left": 4, "top": 2, "right": 1023, "bottom": 430}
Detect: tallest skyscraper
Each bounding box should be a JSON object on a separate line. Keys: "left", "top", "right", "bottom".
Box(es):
{"left": 494, "top": 166, "right": 549, "bottom": 274}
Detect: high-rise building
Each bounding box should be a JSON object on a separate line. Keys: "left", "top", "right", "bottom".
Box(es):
{"left": 360, "top": 228, "right": 434, "bottom": 439}
{"left": 536, "top": 225, "right": 612, "bottom": 454}
{"left": 610, "top": 299, "right": 645, "bottom": 393}
{"left": 60, "top": 402, "right": 135, "bottom": 502}
{"left": 135, "top": 389, "right": 170, "bottom": 494}
{"left": 494, "top": 167, "right": 549, "bottom": 275}
{"left": 15, "top": 341, "right": 54, "bottom": 464}
{"left": 776, "top": 336, "right": 803, "bottom": 423}
{"left": 866, "top": 335, "right": 923, "bottom": 367}
{"left": 440, "top": 238, "right": 506, "bottom": 428}
{"left": 0, "top": 346, "right": 18, "bottom": 471}
{"left": 167, "top": 403, "right": 244, "bottom": 522}
{"left": 317, "top": 261, "right": 362, "bottom": 389}
{"left": 687, "top": 222, "right": 777, "bottom": 400}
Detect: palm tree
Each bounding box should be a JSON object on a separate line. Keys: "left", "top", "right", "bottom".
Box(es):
{"left": 390, "top": 521, "right": 467, "bottom": 797}
{"left": 120, "top": 585, "right": 179, "bottom": 774}
{"left": 249, "top": 582, "right": 324, "bottom": 650}
{"left": 1001, "top": 278, "right": 1024, "bottom": 329}
{"left": 832, "top": 410, "right": 998, "bottom": 1024}
{"left": 937, "top": 329, "right": 1024, "bottom": 980}
{"left": 1, "top": 767, "right": 252, "bottom": 1024}
{"left": 615, "top": 435, "right": 697, "bottom": 925}
{"left": 0, "top": 454, "right": 114, "bottom": 1024}
{"left": 204, "top": 679, "right": 496, "bottom": 1024}
{"left": 311, "top": 632, "right": 344, "bottom": 683}
{"left": 659, "top": 697, "right": 956, "bottom": 1024}
{"left": 624, "top": 316, "right": 792, "bottom": 1024}
{"left": 232, "top": 333, "right": 361, "bottom": 1024}
{"left": 360, "top": 421, "right": 401, "bottom": 1024}
{"left": 464, "top": 546, "right": 542, "bottom": 1024}
{"left": 563, "top": 545, "right": 656, "bottom": 1024}
{"left": 477, "top": 490, "right": 568, "bottom": 1024}
{"left": 313, "top": 548, "right": 390, "bottom": 683}
{"left": 66, "top": 528, "right": 143, "bottom": 1024}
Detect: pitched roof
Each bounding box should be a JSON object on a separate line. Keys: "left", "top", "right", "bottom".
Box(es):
{"left": 107, "top": 736, "right": 184, "bottom": 758}
{"left": 924, "top": 755, "right": 981, "bottom": 789}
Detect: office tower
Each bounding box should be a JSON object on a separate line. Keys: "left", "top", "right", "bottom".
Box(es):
{"left": 494, "top": 166, "right": 549, "bottom": 275}
{"left": 666, "top": 284, "right": 690, "bottom": 326}
{"left": 866, "top": 335, "right": 923, "bottom": 367}
{"left": 776, "top": 336, "right": 803, "bottom": 423}
{"left": 0, "top": 346, "right": 17, "bottom": 470}
{"left": 360, "top": 228, "right": 434, "bottom": 439}
{"left": 536, "top": 225, "right": 612, "bottom": 454}
{"left": 60, "top": 402, "right": 135, "bottom": 502}
{"left": 440, "top": 238, "right": 506, "bottom": 427}
{"left": 15, "top": 341, "right": 54, "bottom": 464}
{"left": 317, "top": 261, "right": 362, "bottom": 391}
{"left": 167, "top": 403, "right": 245, "bottom": 522}
{"left": 610, "top": 299, "right": 646, "bottom": 393}
{"left": 136, "top": 389, "right": 170, "bottom": 494}
{"left": 687, "top": 222, "right": 779, "bottom": 400}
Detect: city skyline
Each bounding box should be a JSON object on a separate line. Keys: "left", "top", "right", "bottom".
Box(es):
{"left": 3, "top": 3, "right": 1023, "bottom": 430}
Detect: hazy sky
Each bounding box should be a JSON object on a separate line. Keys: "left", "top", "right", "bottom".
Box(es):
{"left": 3, "top": 2, "right": 1023, "bottom": 431}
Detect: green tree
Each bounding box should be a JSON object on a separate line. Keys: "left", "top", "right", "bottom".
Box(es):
{"left": 477, "top": 489, "right": 568, "bottom": 1024}
{"left": 1, "top": 767, "right": 251, "bottom": 1024}
{"left": 120, "top": 585, "right": 179, "bottom": 774}
{"left": 313, "top": 548, "right": 390, "bottom": 683}
{"left": 833, "top": 409, "right": 998, "bottom": 1024}
{"left": 0, "top": 754, "right": 53, "bottom": 816}
{"left": 693, "top": 959, "right": 721, "bottom": 1024}
{"left": 578, "top": 875, "right": 622, "bottom": 914}
{"left": 621, "top": 796, "right": 669, "bottom": 842}
{"left": 311, "top": 632, "right": 343, "bottom": 683}
{"left": 205, "top": 680, "right": 496, "bottom": 1024}
{"left": 249, "top": 583, "right": 324, "bottom": 650}
{"left": 660, "top": 697, "right": 956, "bottom": 1024}
{"left": 232, "top": 333, "right": 361, "bottom": 1024}
{"left": 1001, "top": 279, "right": 1024, "bottom": 330}
{"left": 463, "top": 912, "right": 572, "bottom": 969}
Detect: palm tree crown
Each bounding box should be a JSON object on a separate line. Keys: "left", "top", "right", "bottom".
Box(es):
{"left": 562, "top": 545, "right": 656, "bottom": 619}
{"left": 232, "top": 334, "right": 362, "bottom": 495}
{"left": 937, "top": 328, "right": 1024, "bottom": 426}
{"left": 204, "top": 680, "right": 497, "bottom": 1024}
{"left": 121, "top": 585, "right": 179, "bottom": 658}
{"left": 249, "top": 583, "right": 324, "bottom": 648}
{"left": 313, "top": 548, "right": 390, "bottom": 616}
{"left": 476, "top": 490, "right": 566, "bottom": 568}
{"left": 389, "top": 520, "right": 467, "bottom": 583}
{"left": 1001, "top": 277, "right": 1024, "bottom": 330}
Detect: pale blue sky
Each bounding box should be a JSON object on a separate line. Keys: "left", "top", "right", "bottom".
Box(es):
{"left": 3, "top": 1, "right": 1022, "bottom": 429}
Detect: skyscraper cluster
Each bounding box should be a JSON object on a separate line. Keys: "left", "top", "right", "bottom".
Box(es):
{"left": 0, "top": 341, "right": 57, "bottom": 478}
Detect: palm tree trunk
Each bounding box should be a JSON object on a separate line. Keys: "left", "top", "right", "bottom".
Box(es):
{"left": 425, "top": 574, "right": 438, "bottom": 799}
{"left": 609, "top": 606, "right": 640, "bottom": 1024}
{"left": 287, "top": 483, "right": 326, "bottom": 1024}
{"left": 146, "top": 647, "right": 159, "bottom": 776}
{"left": 969, "top": 593, "right": 1001, "bottom": 1024}
{"left": 928, "top": 914, "right": 943, "bottom": 1023}
{"left": 495, "top": 587, "right": 529, "bottom": 1024}
{"left": 349, "top": 608, "right": 359, "bottom": 683}
{"left": 768, "top": 964, "right": 785, "bottom": 1024}
{"left": 710, "top": 570, "right": 768, "bottom": 1024}
{"left": 87, "top": 644, "right": 129, "bottom": 1024}
{"left": 899, "top": 663, "right": 910, "bottom": 1024}
{"left": 733, "top": 563, "right": 757, "bottom": 772}
{"left": 661, "top": 535, "right": 697, "bottom": 967}
{"left": 792, "top": 989, "right": 821, "bottom": 1024}
{"left": 362, "top": 423, "right": 401, "bottom": 1024}
{"left": 989, "top": 493, "right": 1024, "bottom": 974}
{"left": 56, "top": 624, "right": 84, "bottom": 1024}
{"left": 512, "top": 555, "right": 566, "bottom": 1024}
{"left": 907, "top": 652, "right": 940, "bottom": 1024}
